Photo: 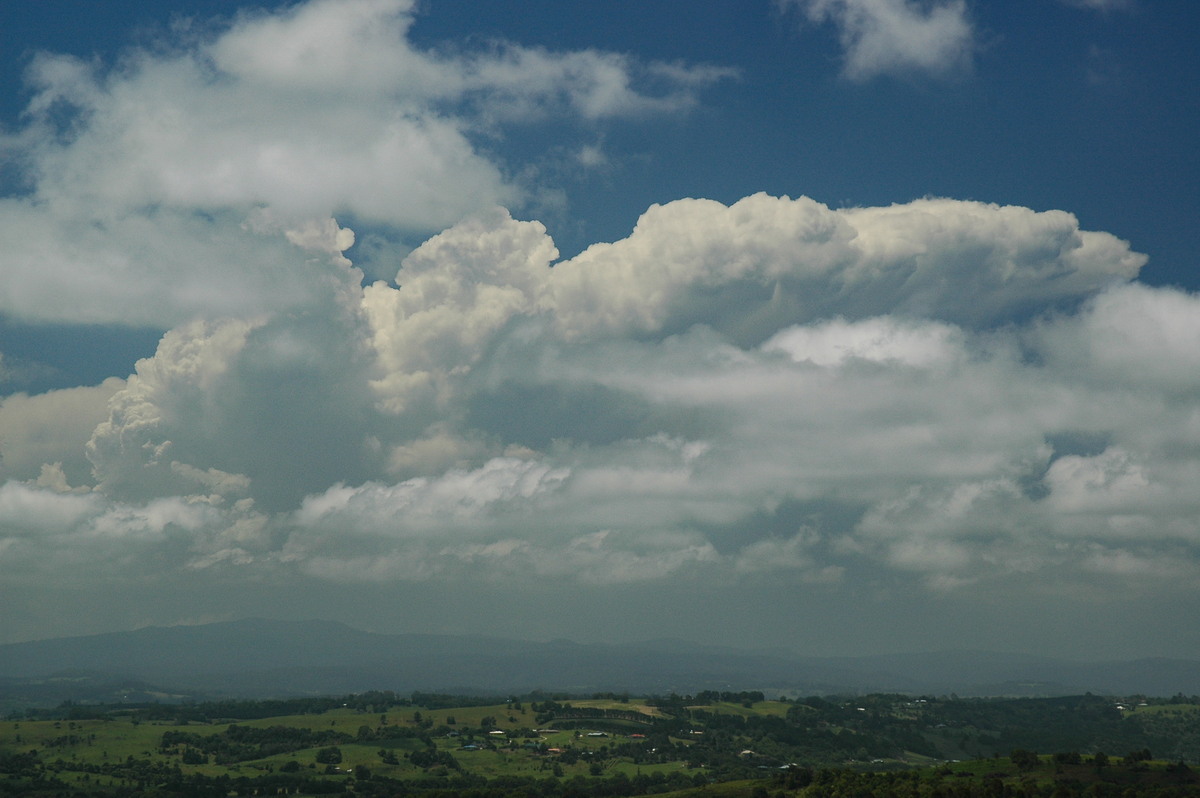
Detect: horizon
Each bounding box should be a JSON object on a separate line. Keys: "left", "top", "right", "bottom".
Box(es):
{"left": 7, "top": 615, "right": 1200, "bottom": 704}
{"left": 1, "top": 0, "right": 1199, "bottom": 661}
{"left": 5, "top": 616, "right": 1198, "bottom": 667}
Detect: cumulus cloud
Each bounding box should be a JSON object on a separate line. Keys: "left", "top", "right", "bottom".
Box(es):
{"left": 762, "top": 316, "right": 964, "bottom": 367}
{"left": 0, "top": 481, "right": 101, "bottom": 534}
{"left": 85, "top": 318, "right": 263, "bottom": 503}
{"left": 6, "top": 174, "right": 1200, "bottom": 652}
{"left": 5, "top": 0, "right": 1197, "bottom": 656}
{"left": 83, "top": 288, "right": 393, "bottom": 511}
{"left": 0, "top": 0, "right": 729, "bottom": 327}
{"left": 1032, "top": 283, "right": 1200, "bottom": 392}
{"left": 543, "top": 195, "right": 1141, "bottom": 342}
{"left": 783, "top": 0, "right": 975, "bottom": 80}
{"left": 0, "top": 379, "right": 124, "bottom": 487}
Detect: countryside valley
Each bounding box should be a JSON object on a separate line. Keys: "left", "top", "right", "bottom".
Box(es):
{"left": 4, "top": 689, "right": 1200, "bottom": 797}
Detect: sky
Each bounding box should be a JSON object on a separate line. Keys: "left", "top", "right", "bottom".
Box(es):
{"left": 0, "top": 0, "right": 1198, "bottom": 660}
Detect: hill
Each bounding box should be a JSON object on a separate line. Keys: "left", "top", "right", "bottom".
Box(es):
{"left": 1, "top": 619, "right": 1198, "bottom": 707}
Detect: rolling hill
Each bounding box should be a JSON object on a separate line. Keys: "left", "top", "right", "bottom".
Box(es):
{"left": 1, "top": 618, "right": 1197, "bottom": 707}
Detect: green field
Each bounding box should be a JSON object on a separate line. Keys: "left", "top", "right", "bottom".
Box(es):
{"left": 3, "top": 692, "right": 1200, "bottom": 796}
{"left": 0, "top": 700, "right": 708, "bottom": 792}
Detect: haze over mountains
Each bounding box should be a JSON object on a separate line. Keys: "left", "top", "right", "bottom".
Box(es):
{"left": 1, "top": 619, "right": 1197, "bottom": 709}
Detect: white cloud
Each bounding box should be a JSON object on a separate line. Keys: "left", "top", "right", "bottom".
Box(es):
{"left": 784, "top": 0, "right": 975, "bottom": 80}
{"left": 82, "top": 293, "right": 394, "bottom": 511}
{"left": 836, "top": 199, "right": 1143, "bottom": 321}
{"left": 0, "top": 479, "right": 272, "bottom": 586}
{"left": 288, "top": 450, "right": 721, "bottom": 585}
{"left": 4, "top": 0, "right": 1196, "bottom": 656}
{"left": 0, "top": 199, "right": 368, "bottom": 326}
{"left": 294, "top": 456, "right": 569, "bottom": 535}
{"left": 763, "top": 316, "right": 964, "bottom": 368}
{"left": 0, "top": 379, "right": 124, "bottom": 486}
{"left": 1043, "top": 447, "right": 1153, "bottom": 514}
{"left": 5, "top": 184, "right": 1199, "bottom": 632}
{"left": 0, "top": 481, "right": 101, "bottom": 534}
{"left": 87, "top": 497, "right": 218, "bottom": 540}
{"left": 0, "top": 0, "right": 728, "bottom": 327}
{"left": 362, "top": 208, "right": 558, "bottom": 415}
{"left": 85, "top": 318, "right": 261, "bottom": 502}
{"left": 1032, "top": 283, "right": 1200, "bottom": 391}
{"left": 538, "top": 195, "right": 1143, "bottom": 345}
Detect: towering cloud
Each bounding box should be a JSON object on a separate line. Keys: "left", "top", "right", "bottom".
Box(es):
{"left": 1, "top": 0, "right": 1194, "bottom": 654}
{"left": 8, "top": 185, "right": 1197, "bottom": 618}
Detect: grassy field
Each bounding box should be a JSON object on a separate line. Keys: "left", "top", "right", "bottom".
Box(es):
{"left": 686, "top": 700, "right": 792, "bottom": 719}
{"left": 5, "top": 696, "right": 1199, "bottom": 796}
{"left": 0, "top": 700, "right": 709, "bottom": 788}
{"left": 569, "top": 698, "right": 669, "bottom": 717}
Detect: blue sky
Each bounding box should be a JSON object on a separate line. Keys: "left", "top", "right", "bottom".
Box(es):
{"left": 2, "top": 0, "right": 1196, "bottom": 391}
{"left": 1, "top": 0, "right": 1199, "bottom": 660}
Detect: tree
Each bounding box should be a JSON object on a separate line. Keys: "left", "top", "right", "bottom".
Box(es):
{"left": 1123, "top": 748, "right": 1152, "bottom": 767}
{"left": 1010, "top": 749, "right": 1039, "bottom": 771}
{"left": 315, "top": 747, "right": 342, "bottom": 765}
{"left": 181, "top": 748, "right": 207, "bottom": 765}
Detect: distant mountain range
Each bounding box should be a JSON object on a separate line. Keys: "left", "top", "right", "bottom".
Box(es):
{"left": 1, "top": 618, "right": 1197, "bottom": 708}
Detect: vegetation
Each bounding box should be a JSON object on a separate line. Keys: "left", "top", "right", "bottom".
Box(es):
{"left": 2, "top": 690, "right": 1198, "bottom": 796}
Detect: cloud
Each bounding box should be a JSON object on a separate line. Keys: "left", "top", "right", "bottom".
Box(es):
{"left": 6, "top": 183, "right": 1200, "bottom": 650}
{"left": 1060, "top": 0, "right": 1134, "bottom": 11}
{"left": 361, "top": 208, "right": 558, "bottom": 416}
{"left": 84, "top": 292, "right": 394, "bottom": 511}
{"left": 0, "top": 379, "right": 124, "bottom": 487}
{"left": 784, "top": 0, "right": 975, "bottom": 80}
{"left": 0, "top": 478, "right": 271, "bottom": 585}
{"left": 1032, "top": 282, "right": 1200, "bottom": 392}
{"left": 543, "top": 194, "right": 1141, "bottom": 341}
{"left": 0, "top": 481, "right": 101, "bottom": 534}
{"left": 288, "top": 445, "right": 721, "bottom": 585}
{"left": 762, "top": 316, "right": 964, "bottom": 367}
{"left": 85, "top": 318, "right": 263, "bottom": 503}
{"left": 0, "top": 0, "right": 729, "bottom": 327}
{"left": 0, "top": 352, "right": 58, "bottom": 389}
